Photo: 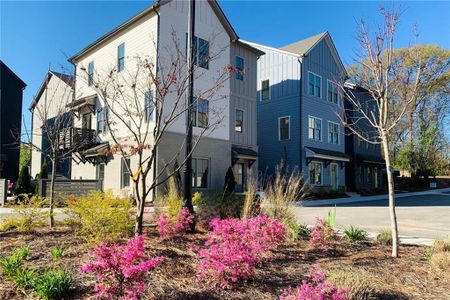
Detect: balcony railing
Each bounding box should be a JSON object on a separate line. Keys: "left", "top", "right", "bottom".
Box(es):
{"left": 59, "top": 127, "right": 96, "bottom": 151}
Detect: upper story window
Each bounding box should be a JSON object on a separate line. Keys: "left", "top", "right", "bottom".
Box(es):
{"left": 118, "top": 43, "right": 125, "bottom": 72}
{"left": 279, "top": 116, "right": 290, "bottom": 141}
{"left": 235, "top": 56, "right": 244, "bottom": 80}
{"left": 261, "top": 79, "right": 270, "bottom": 101}
{"left": 192, "top": 158, "right": 209, "bottom": 188}
{"left": 186, "top": 34, "right": 210, "bottom": 69}
{"left": 144, "top": 91, "right": 155, "bottom": 122}
{"left": 328, "top": 122, "right": 339, "bottom": 144}
{"left": 88, "top": 61, "right": 94, "bottom": 86}
{"left": 97, "top": 108, "right": 104, "bottom": 133}
{"left": 308, "top": 116, "right": 322, "bottom": 141}
{"left": 193, "top": 98, "right": 209, "bottom": 128}
{"left": 308, "top": 71, "right": 321, "bottom": 98}
{"left": 235, "top": 109, "right": 243, "bottom": 133}
{"left": 327, "top": 80, "right": 338, "bottom": 104}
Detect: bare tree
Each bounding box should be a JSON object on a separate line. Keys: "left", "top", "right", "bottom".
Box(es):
{"left": 77, "top": 33, "right": 234, "bottom": 235}
{"left": 340, "top": 7, "right": 423, "bottom": 257}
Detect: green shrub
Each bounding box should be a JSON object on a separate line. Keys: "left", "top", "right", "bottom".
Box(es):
{"left": 13, "top": 195, "right": 47, "bottom": 231}
{"left": 34, "top": 269, "right": 73, "bottom": 300}
{"left": 14, "top": 267, "right": 38, "bottom": 290}
{"left": 325, "top": 206, "right": 337, "bottom": 228}
{"left": 0, "top": 218, "right": 21, "bottom": 232}
{"left": 195, "top": 192, "right": 244, "bottom": 227}
{"left": 65, "top": 190, "right": 133, "bottom": 245}
{"left": 223, "top": 166, "right": 236, "bottom": 194}
{"left": 297, "top": 223, "right": 312, "bottom": 239}
{"left": 16, "top": 166, "right": 31, "bottom": 195}
{"left": 328, "top": 267, "right": 378, "bottom": 300}
{"left": 343, "top": 226, "right": 368, "bottom": 243}
{"left": 0, "top": 246, "right": 29, "bottom": 278}
{"left": 50, "top": 247, "right": 64, "bottom": 260}
{"left": 376, "top": 229, "right": 392, "bottom": 245}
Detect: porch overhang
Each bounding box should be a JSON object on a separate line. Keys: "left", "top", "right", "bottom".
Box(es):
{"left": 232, "top": 146, "right": 258, "bottom": 167}
{"left": 67, "top": 95, "right": 96, "bottom": 116}
{"left": 356, "top": 154, "right": 385, "bottom": 165}
{"left": 305, "top": 147, "right": 350, "bottom": 168}
{"left": 81, "top": 142, "right": 110, "bottom": 164}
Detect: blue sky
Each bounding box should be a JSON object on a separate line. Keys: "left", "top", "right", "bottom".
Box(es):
{"left": 1, "top": 1, "right": 449, "bottom": 137}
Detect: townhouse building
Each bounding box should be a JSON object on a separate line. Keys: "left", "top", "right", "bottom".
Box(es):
{"left": 30, "top": 71, "right": 74, "bottom": 179}
{"left": 247, "top": 32, "right": 349, "bottom": 190}
{"left": 65, "top": 0, "right": 262, "bottom": 198}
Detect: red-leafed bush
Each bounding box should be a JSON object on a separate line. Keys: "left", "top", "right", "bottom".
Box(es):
{"left": 309, "top": 218, "right": 337, "bottom": 248}
{"left": 280, "top": 264, "right": 350, "bottom": 300}
{"left": 79, "top": 235, "right": 164, "bottom": 300}
{"left": 157, "top": 208, "right": 194, "bottom": 240}
{"left": 190, "top": 215, "right": 286, "bottom": 288}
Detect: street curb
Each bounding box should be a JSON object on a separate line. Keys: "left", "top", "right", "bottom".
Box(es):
{"left": 296, "top": 187, "right": 450, "bottom": 207}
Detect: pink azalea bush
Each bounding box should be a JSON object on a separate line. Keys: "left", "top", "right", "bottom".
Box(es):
{"left": 157, "top": 208, "right": 194, "bottom": 240}
{"left": 280, "top": 264, "right": 350, "bottom": 300}
{"left": 309, "top": 218, "right": 337, "bottom": 248}
{"left": 79, "top": 235, "right": 164, "bottom": 300}
{"left": 191, "top": 215, "right": 286, "bottom": 288}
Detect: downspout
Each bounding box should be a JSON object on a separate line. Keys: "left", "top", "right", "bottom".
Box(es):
{"left": 298, "top": 56, "right": 303, "bottom": 174}
{"left": 29, "top": 105, "right": 34, "bottom": 177}
{"left": 152, "top": 6, "right": 161, "bottom": 203}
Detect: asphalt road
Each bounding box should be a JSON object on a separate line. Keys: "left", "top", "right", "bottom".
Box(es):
{"left": 294, "top": 192, "right": 450, "bottom": 241}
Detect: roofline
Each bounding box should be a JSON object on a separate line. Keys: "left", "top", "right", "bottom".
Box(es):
{"left": 208, "top": 0, "right": 239, "bottom": 41}
{"left": 235, "top": 40, "right": 265, "bottom": 57}
{"left": 29, "top": 71, "right": 73, "bottom": 111}
{"left": 241, "top": 40, "right": 301, "bottom": 58}
{"left": 0, "top": 60, "right": 27, "bottom": 88}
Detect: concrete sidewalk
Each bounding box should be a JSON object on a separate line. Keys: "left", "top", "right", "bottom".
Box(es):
{"left": 297, "top": 187, "right": 450, "bottom": 207}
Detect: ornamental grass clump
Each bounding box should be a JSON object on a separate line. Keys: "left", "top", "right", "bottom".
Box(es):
{"left": 309, "top": 218, "right": 337, "bottom": 248}
{"left": 191, "top": 215, "right": 286, "bottom": 288}
{"left": 279, "top": 264, "right": 350, "bottom": 300}
{"left": 157, "top": 208, "right": 194, "bottom": 240}
{"left": 79, "top": 235, "right": 164, "bottom": 299}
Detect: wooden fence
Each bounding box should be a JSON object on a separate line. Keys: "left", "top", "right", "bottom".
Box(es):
{"left": 39, "top": 179, "right": 102, "bottom": 202}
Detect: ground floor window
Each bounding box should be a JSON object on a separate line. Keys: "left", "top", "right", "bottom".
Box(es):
{"left": 192, "top": 158, "right": 209, "bottom": 188}
{"left": 121, "top": 158, "right": 131, "bottom": 188}
{"left": 309, "top": 162, "right": 322, "bottom": 185}
{"left": 374, "top": 167, "right": 379, "bottom": 189}
{"left": 96, "top": 163, "right": 105, "bottom": 181}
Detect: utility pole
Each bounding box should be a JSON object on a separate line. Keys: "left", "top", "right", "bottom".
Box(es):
{"left": 183, "top": 0, "right": 195, "bottom": 219}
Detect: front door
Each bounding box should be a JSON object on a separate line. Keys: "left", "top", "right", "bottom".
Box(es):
{"left": 82, "top": 113, "right": 92, "bottom": 130}
{"left": 234, "top": 163, "right": 245, "bottom": 193}
{"left": 330, "top": 163, "right": 338, "bottom": 190}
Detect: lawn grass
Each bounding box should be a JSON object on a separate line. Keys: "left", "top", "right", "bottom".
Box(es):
{"left": 0, "top": 227, "right": 449, "bottom": 299}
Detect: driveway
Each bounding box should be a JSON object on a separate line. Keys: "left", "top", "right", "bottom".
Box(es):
{"left": 294, "top": 192, "right": 450, "bottom": 242}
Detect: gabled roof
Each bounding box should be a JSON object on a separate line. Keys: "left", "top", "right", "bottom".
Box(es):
{"left": 0, "top": 60, "right": 27, "bottom": 88}
{"left": 70, "top": 0, "right": 240, "bottom": 63}
{"left": 29, "top": 71, "right": 74, "bottom": 111}
{"left": 280, "top": 32, "right": 347, "bottom": 75}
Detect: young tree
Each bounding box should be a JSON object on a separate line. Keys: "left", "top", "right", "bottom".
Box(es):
{"left": 341, "top": 8, "right": 424, "bottom": 257}
{"left": 77, "top": 33, "right": 234, "bottom": 235}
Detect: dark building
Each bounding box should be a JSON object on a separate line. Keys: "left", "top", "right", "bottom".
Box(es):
{"left": 344, "top": 83, "right": 385, "bottom": 193}
{"left": 0, "top": 61, "right": 26, "bottom": 181}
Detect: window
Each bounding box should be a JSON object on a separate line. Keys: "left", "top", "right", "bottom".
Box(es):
{"left": 118, "top": 43, "right": 125, "bottom": 72}
{"left": 192, "top": 158, "right": 209, "bottom": 188}
{"left": 144, "top": 91, "right": 155, "bottom": 122}
{"left": 279, "top": 116, "right": 290, "bottom": 141}
{"left": 97, "top": 108, "right": 104, "bottom": 133}
{"left": 328, "top": 122, "right": 339, "bottom": 144}
{"left": 103, "top": 106, "right": 109, "bottom": 132}
{"left": 308, "top": 72, "right": 321, "bottom": 97}
{"left": 235, "top": 56, "right": 244, "bottom": 80}
{"left": 235, "top": 109, "right": 243, "bottom": 132}
{"left": 308, "top": 116, "right": 322, "bottom": 141}
{"left": 96, "top": 163, "right": 105, "bottom": 181}
{"left": 121, "top": 158, "right": 131, "bottom": 188}
{"left": 88, "top": 61, "right": 94, "bottom": 86}
{"left": 186, "top": 34, "right": 210, "bottom": 69}
{"left": 309, "top": 162, "right": 322, "bottom": 185}
{"left": 193, "top": 98, "right": 209, "bottom": 128}
{"left": 261, "top": 79, "right": 270, "bottom": 100}
{"left": 327, "top": 80, "right": 338, "bottom": 103}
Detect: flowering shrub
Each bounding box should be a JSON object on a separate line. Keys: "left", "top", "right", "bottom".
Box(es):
{"left": 79, "top": 235, "right": 164, "bottom": 300}
{"left": 309, "top": 218, "right": 337, "bottom": 248}
{"left": 157, "top": 208, "right": 194, "bottom": 240}
{"left": 191, "top": 215, "right": 286, "bottom": 288}
{"left": 280, "top": 264, "right": 350, "bottom": 300}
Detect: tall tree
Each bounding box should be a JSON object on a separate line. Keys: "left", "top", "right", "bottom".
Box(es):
{"left": 341, "top": 7, "right": 423, "bottom": 257}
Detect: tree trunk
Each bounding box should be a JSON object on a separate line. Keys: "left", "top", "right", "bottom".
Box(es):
{"left": 49, "top": 159, "right": 56, "bottom": 228}
{"left": 382, "top": 134, "right": 399, "bottom": 257}
{"left": 134, "top": 179, "right": 144, "bottom": 236}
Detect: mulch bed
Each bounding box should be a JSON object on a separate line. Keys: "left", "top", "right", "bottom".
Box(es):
{"left": 0, "top": 227, "right": 449, "bottom": 299}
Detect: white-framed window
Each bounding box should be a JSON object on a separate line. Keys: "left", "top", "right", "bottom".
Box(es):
{"left": 88, "top": 61, "right": 94, "bottom": 86}
{"left": 308, "top": 71, "right": 321, "bottom": 98}
{"left": 328, "top": 121, "right": 339, "bottom": 144}
{"left": 278, "top": 116, "right": 290, "bottom": 141}
{"left": 261, "top": 79, "right": 270, "bottom": 101}
{"left": 186, "top": 34, "right": 210, "bottom": 69}
{"left": 117, "top": 43, "right": 125, "bottom": 72}
{"left": 327, "top": 80, "right": 338, "bottom": 103}
{"left": 235, "top": 109, "right": 243, "bottom": 133}
{"left": 309, "top": 161, "right": 322, "bottom": 185}
{"left": 193, "top": 98, "right": 209, "bottom": 128}
{"left": 308, "top": 116, "right": 322, "bottom": 141}
{"left": 192, "top": 158, "right": 209, "bottom": 188}
{"left": 97, "top": 108, "right": 104, "bottom": 133}
{"left": 144, "top": 91, "right": 155, "bottom": 122}
{"left": 235, "top": 56, "right": 244, "bottom": 80}
{"left": 96, "top": 163, "right": 105, "bottom": 181}
{"left": 121, "top": 158, "right": 131, "bottom": 188}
